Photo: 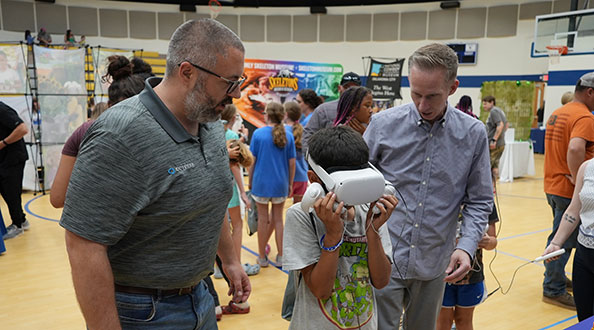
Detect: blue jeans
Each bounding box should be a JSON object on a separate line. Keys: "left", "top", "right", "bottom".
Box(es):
{"left": 115, "top": 280, "right": 217, "bottom": 330}
{"left": 543, "top": 194, "right": 578, "bottom": 297}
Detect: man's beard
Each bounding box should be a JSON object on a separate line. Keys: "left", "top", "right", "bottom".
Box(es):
{"left": 184, "top": 81, "right": 231, "bottom": 123}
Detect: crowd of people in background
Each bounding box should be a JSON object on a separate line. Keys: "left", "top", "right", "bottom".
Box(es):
{"left": 3, "top": 16, "right": 594, "bottom": 330}
{"left": 24, "top": 28, "right": 86, "bottom": 47}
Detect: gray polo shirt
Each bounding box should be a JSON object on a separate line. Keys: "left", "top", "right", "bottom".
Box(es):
{"left": 60, "top": 78, "right": 233, "bottom": 289}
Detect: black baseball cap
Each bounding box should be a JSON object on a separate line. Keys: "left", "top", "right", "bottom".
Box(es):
{"left": 340, "top": 72, "right": 361, "bottom": 86}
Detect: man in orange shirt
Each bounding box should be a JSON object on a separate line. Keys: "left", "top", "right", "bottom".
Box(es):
{"left": 543, "top": 72, "right": 594, "bottom": 309}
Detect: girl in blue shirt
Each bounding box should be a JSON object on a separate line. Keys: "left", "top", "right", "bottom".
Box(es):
{"left": 249, "top": 102, "right": 296, "bottom": 268}
{"left": 284, "top": 101, "right": 308, "bottom": 203}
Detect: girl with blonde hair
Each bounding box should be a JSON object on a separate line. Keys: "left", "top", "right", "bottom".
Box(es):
{"left": 249, "top": 102, "right": 296, "bottom": 268}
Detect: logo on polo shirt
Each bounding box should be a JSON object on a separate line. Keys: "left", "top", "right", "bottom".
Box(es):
{"left": 168, "top": 162, "right": 196, "bottom": 175}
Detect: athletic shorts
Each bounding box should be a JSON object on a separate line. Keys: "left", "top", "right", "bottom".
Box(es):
{"left": 252, "top": 195, "right": 287, "bottom": 205}
{"left": 292, "top": 181, "right": 308, "bottom": 196}
{"left": 442, "top": 281, "right": 487, "bottom": 308}
{"left": 228, "top": 183, "right": 240, "bottom": 209}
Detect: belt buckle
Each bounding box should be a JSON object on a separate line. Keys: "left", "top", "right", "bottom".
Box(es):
{"left": 178, "top": 288, "right": 185, "bottom": 295}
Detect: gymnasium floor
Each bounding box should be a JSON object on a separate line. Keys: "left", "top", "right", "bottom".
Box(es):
{"left": 0, "top": 154, "right": 583, "bottom": 329}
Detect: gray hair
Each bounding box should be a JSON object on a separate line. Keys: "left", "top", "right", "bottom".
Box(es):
{"left": 408, "top": 43, "right": 458, "bottom": 83}
{"left": 165, "top": 19, "right": 244, "bottom": 77}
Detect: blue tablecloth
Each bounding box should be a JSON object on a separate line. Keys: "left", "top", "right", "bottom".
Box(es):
{"left": 565, "top": 315, "right": 594, "bottom": 329}
{"left": 530, "top": 128, "right": 546, "bottom": 154}
{"left": 0, "top": 209, "right": 6, "bottom": 254}
{"left": 530, "top": 128, "right": 545, "bottom": 154}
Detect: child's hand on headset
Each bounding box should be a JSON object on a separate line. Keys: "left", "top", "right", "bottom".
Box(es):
{"left": 366, "top": 195, "right": 398, "bottom": 233}
{"left": 314, "top": 192, "right": 344, "bottom": 243}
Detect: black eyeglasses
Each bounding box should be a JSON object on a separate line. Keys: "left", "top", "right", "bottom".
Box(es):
{"left": 180, "top": 60, "right": 246, "bottom": 94}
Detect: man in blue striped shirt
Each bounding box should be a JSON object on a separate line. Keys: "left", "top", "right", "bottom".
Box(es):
{"left": 364, "top": 43, "right": 493, "bottom": 330}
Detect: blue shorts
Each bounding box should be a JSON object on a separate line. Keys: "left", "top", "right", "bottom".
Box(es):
{"left": 442, "top": 281, "right": 487, "bottom": 308}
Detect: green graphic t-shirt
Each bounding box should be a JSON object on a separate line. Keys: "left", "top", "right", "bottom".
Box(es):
{"left": 283, "top": 204, "right": 393, "bottom": 330}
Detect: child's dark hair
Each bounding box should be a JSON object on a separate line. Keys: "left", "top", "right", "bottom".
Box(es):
{"left": 308, "top": 126, "right": 369, "bottom": 170}
{"left": 334, "top": 86, "right": 372, "bottom": 126}
{"left": 284, "top": 101, "right": 303, "bottom": 150}
{"left": 298, "top": 88, "right": 323, "bottom": 110}
{"left": 131, "top": 57, "right": 154, "bottom": 81}
{"left": 266, "top": 102, "right": 287, "bottom": 148}
{"left": 104, "top": 55, "right": 144, "bottom": 106}
{"left": 482, "top": 95, "right": 496, "bottom": 105}
{"left": 456, "top": 95, "right": 475, "bottom": 117}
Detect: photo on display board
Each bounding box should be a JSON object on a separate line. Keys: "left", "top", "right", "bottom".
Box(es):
{"left": 34, "top": 45, "right": 86, "bottom": 96}
{"left": 234, "top": 59, "right": 343, "bottom": 129}
{"left": 0, "top": 45, "right": 27, "bottom": 94}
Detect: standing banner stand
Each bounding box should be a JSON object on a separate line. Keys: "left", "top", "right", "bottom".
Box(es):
{"left": 33, "top": 45, "right": 87, "bottom": 190}
{"left": 0, "top": 42, "right": 44, "bottom": 193}
{"left": 362, "top": 57, "right": 404, "bottom": 102}
{"left": 91, "top": 46, "right": 135, "bottom": 103}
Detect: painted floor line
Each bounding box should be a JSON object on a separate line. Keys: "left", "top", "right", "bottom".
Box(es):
{"left": 497, "top": 193, "right": 547, "bottom": 201}
{"left": 537, "top": 315, "right": 577, "bottom": 330}
{"left": 24, "top": 194, "right": 58, "bottom": 222}
{"left": 498, "top": 228, "right": 552, "bottom": 241}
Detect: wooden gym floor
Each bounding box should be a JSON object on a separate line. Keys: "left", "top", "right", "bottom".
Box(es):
{"left": 0, "top": 154, "right": 583, "bottom": 329}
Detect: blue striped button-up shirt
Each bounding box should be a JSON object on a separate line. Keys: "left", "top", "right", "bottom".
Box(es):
{"left": 364, "top": 102, "right": 493, "bottom": 280}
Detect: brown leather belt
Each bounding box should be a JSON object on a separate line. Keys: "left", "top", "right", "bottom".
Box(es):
{"left": 115, "top": 283, "right": 196, "bottom": 296}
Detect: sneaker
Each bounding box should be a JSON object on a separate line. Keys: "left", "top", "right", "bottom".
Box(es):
{"left": 21, "top": 220, "right": 30, "bottom": 231}
{"left": 243, "top": 263, "right": 260, "bottom": 276}
{"left": 275, "top": 255, "right": 282, "bottom": 268}
{"left": 542, "top": 292, "right": 576, "bottom": 310}
{"left": 222, "top": 301, "right": 250, "bottom": 315}
{"left": 566, "top": 278, "right": 573, "bottom": 292}
{"left": 215, "top": 305, "right": 222, "bottom": 321}
{"left": 3, "top": 225, "right": 24, "bottom": 240}
{"left": 213, "top": 265, "right": 223, "bottom": 279}
{"left": 258, "top": 256, "right": 269, "bottom": 268}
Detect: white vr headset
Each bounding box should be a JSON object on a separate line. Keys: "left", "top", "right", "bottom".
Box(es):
{"left": 301, "top": 153, "right": 395, "bottom": 213}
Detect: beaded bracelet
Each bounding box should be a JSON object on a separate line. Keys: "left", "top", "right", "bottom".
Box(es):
{"left": 319, "top": 234, "right": 343, "bottom": 252}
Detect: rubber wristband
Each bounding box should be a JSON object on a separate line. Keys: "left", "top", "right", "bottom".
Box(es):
{"left": 319, "top": 234, "right": 343, "bottom": 252}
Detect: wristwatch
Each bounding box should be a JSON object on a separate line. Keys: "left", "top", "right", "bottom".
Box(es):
{"left": 490, "top": 138, "right": 496, "bottom": 143}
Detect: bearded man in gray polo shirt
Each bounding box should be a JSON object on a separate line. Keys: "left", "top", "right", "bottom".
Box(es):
{"left": 363, "top": 43, "right": 493, "bottom": 330}
{"left": 60, "top": 19, "right": 250, "bottom": 330}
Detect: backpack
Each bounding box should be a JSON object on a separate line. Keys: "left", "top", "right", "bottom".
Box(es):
{"left": 246, "top": 191, "right": 258, "bottom": 236}
{"left": 281, "top": 212, "right": 317, "bottom": 321}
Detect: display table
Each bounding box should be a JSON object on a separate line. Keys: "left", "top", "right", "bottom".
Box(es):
{"left": 530, "top": 128, "right": 546, "bottom": 154}
{"left": 499, "top": 141, "right": 535, "bottom": 182}
{"left": 565, "top": 315, "right": 594, "bottom": 329}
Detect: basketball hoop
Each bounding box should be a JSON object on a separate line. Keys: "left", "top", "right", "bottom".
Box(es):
{"left": 545, "top": 45, "right": 568, "bottom": 65}
{"left": 209, "top": 0, "right": 222, "bottom": 19}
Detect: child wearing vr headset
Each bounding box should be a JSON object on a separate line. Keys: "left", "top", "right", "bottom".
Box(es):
{"left": 282, "top": 126, "right": 398, "bottom": 330}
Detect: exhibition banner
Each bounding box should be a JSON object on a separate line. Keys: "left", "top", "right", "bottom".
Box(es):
{"left": 234, "top": 59, "right": 343, "bottom": 128}
{"left": 366, "top": 58, "right": 404, "bottom": 100}
{"left": 34, "top": 45, "right": 86, "bottom": 95}
{"left": 0, "top": 44, "right": 27, "bottom": 94}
